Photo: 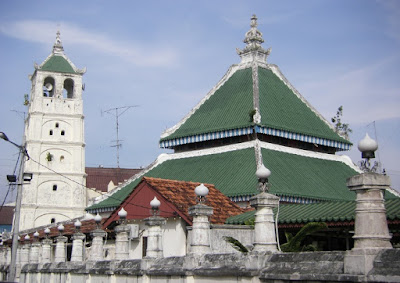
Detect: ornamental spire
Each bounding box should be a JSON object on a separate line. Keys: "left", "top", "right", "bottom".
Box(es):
{"left": 237, "top": 15, "right": 271, "bottom": 63}
{"left": 53, "top": 31, "right": 64, "bottom": 54}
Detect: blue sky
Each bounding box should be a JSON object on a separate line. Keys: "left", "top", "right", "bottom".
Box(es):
{"left": 0, "top": 0, "right": 399, "bottom": 203}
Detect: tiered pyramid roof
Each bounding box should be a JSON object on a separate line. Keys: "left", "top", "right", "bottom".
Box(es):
{"left": 88, "top": 15, "right": 371, "bottom": 214}
{"left": 160, "top": 15, "right": 351, "bottom": 152}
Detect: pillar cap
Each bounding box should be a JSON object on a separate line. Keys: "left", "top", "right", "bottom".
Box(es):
{"left": 188, "top": 203, "right": 213, "bottom": 217}
{"left": 347, "top": 173, "right": 390, "bottom": 190}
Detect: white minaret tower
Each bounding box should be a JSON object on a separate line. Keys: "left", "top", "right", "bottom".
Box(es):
{"left": 20, "top": 32, "right": 87, "bottom": 230}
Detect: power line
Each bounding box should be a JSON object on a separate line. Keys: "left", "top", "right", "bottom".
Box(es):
{"left": 0, "top": 150, "right": 21, "bottom": 211}
{"left": 28, "top": 157, "right": 175, "bottom": 216}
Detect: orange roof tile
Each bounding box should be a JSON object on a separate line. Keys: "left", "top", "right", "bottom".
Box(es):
{"left": 141, "top": 177, "right": 244, "bottom": 224}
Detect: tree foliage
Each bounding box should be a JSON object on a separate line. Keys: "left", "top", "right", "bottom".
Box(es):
{"left": 280, "top": 222, "right": 328, "bottom": 252}
{"left": 223, "top": 236, "right": 249, "bottom": 253}
{"left": 331, "top": 106, "right": 352, "bottom": 139}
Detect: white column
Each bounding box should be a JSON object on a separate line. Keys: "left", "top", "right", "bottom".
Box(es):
{"left": 54, "top": 235, "right": 67, "bottom": 263}
{"left": 115, "top": 224, "right": 131, "bottom": 260}
{"left": 89, "top": 229, "right": 106, "bottom": 261}
{"left": 345, "top": 173, "right": 392, "bottom": 275}
{"left": 188, "top": 204, "right": 213, "bottom": 255}
{"left": 0, "top": 246, "right": 6, "bottom": 265}
{"left": 250, "top": 192, "right": 279, "bottom": 252}
{"left": 6, "top": 246, "right": 11, "bottom": 264}
{"left": 145, "top": 217, "right": 166, "bottom": 258}
{"left": 20, "top": 243, "right": 30, "bottom": 266}
{"left": 29, "top": 242, "right": 40, "bottom": 264}
{"left": 347, "top": 173, "right": 392, "bottom": 249}
{"left": 70, "top": 233, "right": 86, "bottom": 262}
{"left": 40, "top": 238, "right": 52, "bottom": 264}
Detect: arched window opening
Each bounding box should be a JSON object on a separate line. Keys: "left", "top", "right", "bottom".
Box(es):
{"left": 49, "top": 130, "right": 53, "bottom": 135}
{"left": 53, "top": 184, "right": 57, "bottom": 191}
{"left": 63, "top": 78, "right": 74, "bottom": 99}
{"left": 61, "top": 130, "right": 65, "bottom": 136}
{"left": 43, "top": 77, "right": 55, "bottom": 97}
{"left": 60, "top": 156, "right": 64, "bottom": 162}
{"left": 51, "top": 218, "right": 56, "bottom": 223}
{"left": 55, "top": 123, "right": 59, "bottom": 128}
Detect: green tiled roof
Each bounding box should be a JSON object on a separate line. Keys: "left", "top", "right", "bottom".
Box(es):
{"left": 41, "top": 55, "right": 76, "bottom": 74}
{"left": 160, "top": 66, "right": 350, "bottom": 146}
{"left": 226, "top": 198, "right": 400, "bottom": 225}
{"left": 258, "top": 67, "right": 347, "bottom": 143}
{"left": 161, "top": 68, "right": 254, "bottom": 141}
{"left": 87, "top": 145, "right": 360, "bottom": 211}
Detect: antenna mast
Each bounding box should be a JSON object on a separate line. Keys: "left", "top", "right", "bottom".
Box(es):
{"left": 103, "top": 105, "right": 138, "bottom": 168}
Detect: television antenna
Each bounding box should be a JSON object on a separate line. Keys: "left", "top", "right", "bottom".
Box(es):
{"left": 103, "top": 105, "right": 139, "bottom": 168}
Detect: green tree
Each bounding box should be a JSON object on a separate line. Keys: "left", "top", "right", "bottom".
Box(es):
{"left": 331, "top": 106, "right": 352, "bottom": 139}
{"left": 280, "top": 222, "right": 328, "bottom": 252}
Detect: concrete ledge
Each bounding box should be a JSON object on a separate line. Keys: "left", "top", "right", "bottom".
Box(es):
{"left": 4, "top": 249, "right": 400, "bottom": 282}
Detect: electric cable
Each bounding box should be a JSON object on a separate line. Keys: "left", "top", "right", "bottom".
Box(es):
{"left": 28, "top": 156, "right": 178, "bottom": 216}
{"left": 0, "top": 150, "right": 22, "bottom": 212}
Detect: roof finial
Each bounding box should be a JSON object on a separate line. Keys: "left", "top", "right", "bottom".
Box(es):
{"left": 244, "top": 14, "right": 264, "bottom": 45}
{"left": 236, "top": 15, "right": 271, "bottom": 63}
{"left": 53, "top": 30, "right": 64, "bottom": 54}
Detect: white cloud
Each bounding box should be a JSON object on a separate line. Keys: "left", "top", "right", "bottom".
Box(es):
{"left": 298, "top": 56, "right": 400, "bottom": 124}
{"left": 0, "top": 20, "right": 178, "bottom": 67}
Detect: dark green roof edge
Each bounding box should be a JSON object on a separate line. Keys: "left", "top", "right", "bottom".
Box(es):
{"left": 226, "top": 197, "right": 400, "bottom": 225}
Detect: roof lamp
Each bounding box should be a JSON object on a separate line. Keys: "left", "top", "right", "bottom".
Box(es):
{"left": 58, "top": 224, "right": 64, "bottom": 235}
{"left": 195, "top": 183, "right": 209, "bottom": 203}
{"left": 358, "top": 133, "right": 380, "bottom": 173}
{"left": 74, "top": 220, "right": 82, "bottom": 231}
{"left": 358, "top": 133, "right": 378, "bottom": 159}
{"left": 150, "top": 197, "right": 161, "bottom": 216}
{"left": 118, "top": 207, "right": 128, "bottom": 219}
{"left": 94, "top": 213, "right": 102, "bottom": 229}
{"left": 118, "top": 207, "right": 128, "bottom": 224}
{"left": 256, "top": 164, "right": 271, "bottom": 193}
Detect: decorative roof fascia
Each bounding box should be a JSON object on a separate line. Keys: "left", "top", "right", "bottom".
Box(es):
{"left": 160, "top": 124, "right": 350, "bottom": 151}
{"left": 160, "top": 127, "right": 254, "bottom": 148}
{"left": 230, "top": 194, "right": 319, "bottom": 204}
{"left": 256, "top": 126, "right": 351, "bottom": 150}
{"left": 91, "top": 139, "right": 360, "bottom": 207}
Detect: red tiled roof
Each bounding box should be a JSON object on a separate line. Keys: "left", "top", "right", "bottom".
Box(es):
{"left": 144, "top": 177, "right": 244, "bottom": 224}
{"left": 21, "top": 220, "right": 98, "bottom": 241}
{"left": 86, "top": 167, "right": 141, "bottom": 192}
{"left": 104, "top": 177, "right": 244, "bottom": 227}
{"left": 0, "top": 206, "right": 14, "bottom": 225}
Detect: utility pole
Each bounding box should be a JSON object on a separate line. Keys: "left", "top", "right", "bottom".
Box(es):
{"left": 103, "top": 105, "right": 138, "bottom": 168}
{"left": 0, "top": 132, "right": 31, "bottom": 282}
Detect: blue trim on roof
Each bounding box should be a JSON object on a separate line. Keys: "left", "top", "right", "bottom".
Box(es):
{"left": 159, "top": 127, "right": 254, "bottom": 148}
{"left": 229, "top": 194, "right": 319, "bottom": 204}
{"left": 159, "top": 125, "right": 350, "bottom": 151}
{"left": 255, "top": 126, "right": 351, "bottom": 151}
